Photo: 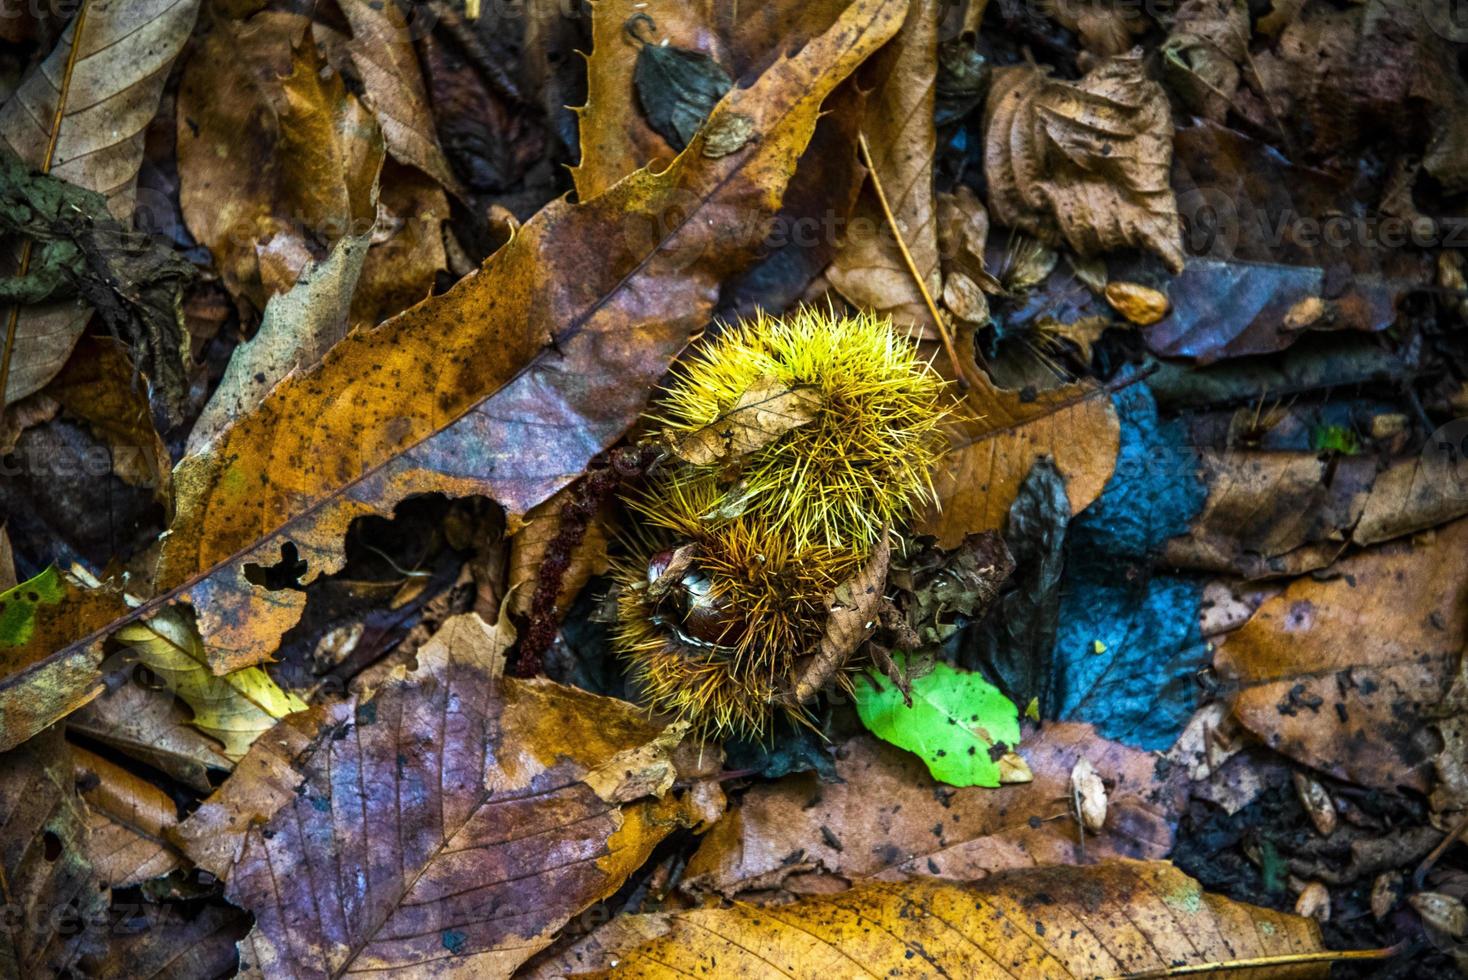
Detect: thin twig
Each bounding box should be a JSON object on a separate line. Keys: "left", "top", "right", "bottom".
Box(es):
{"left": 857, "top": 132, "right": 971, "bottom": 391}
{"left": 0, "top": 1, "right": 89, "bottom": 405}
{"left": 1414, "top": 808, "right": 1468, "bottom": 890}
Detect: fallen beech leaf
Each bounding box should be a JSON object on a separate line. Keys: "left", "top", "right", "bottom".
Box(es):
{"left": 984, "top": 50, "right": 1184, "bottom": 273}
{"left": 177, "top": 12, "right": 385, "bottom": 308}
{"left": 0, "top": 726, "right": 107, "bottom": 975}
{"left": 113, "top": 609, "right": 307, "bottom": 761}
{"left": 670, "top": 378, "right": 821, "bottom": 467}
{"left": 792, "top": 529, "right": 890, "bottom": 703}
{"left": 1104, "top": 280, "right": 1170, "bottom": 326}
{"left": 0, "top": 0, "right": 201, "bottom": 404}
{"left": 546, "top": 861, "right": 1324, "bottom": 977}
{"left": 6, "top": 0, "right": 912, "bottom": 680}
{"left": 826, "top": 0, "right": 942, "bottom": 335}
{"left": 919, "top": 372, "right": 1120, "bottom": 547}
{"left": 683, "top": 726, "right": 1174, "bottom": 898}
{"left": 1046, "top": 0, "right": 1149, "bottom": 55}
{"left": 73, "top": 743, "right": 181, "bottom": 889}
{"left": 855, "top": 655, "right": 1028, "bottom": 787}
{"left": 1215, "top": 519, "right": 1468, "bottom": 793}
{"left": 225, "top": 612, "right": 704, "bottom": 977}
{"left": 338, "top": 0, "right": 464, "bottom": 199}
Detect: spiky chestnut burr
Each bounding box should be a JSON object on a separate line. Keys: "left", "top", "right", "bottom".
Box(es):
{"left": 612, "top": 474, "right": 864, "bottom": 735}
{"left": 611, "top": 309, "right": 951, "bottom": 734}
{"left": 651, "top": 307, "right": 951, "bottom": 553}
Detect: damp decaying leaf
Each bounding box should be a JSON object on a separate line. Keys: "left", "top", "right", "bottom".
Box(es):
{"left": 223, "top": 613, "right": 710, "bottom": 978}
{"left": 984, "top": 50, "right": 1184, "bottom": 273}
{"left": 11, "top": 0, "right": 912, "bottom": 681}
{"left": 0, "top": 726, "right": 108, "bottom": 976}
{"left": 683, "top": 725, "right": 1176, "bottom": 898}
{"left": 920, "top": 371, "right": 1120, "bottom": 548}
{"left": 1215, "top": 518, "right": 1468, "bottom": 794}
{"left": 0, "top": 149, "right": 195, "bottom": 423}
{"left": 791, "top": 527, "right": 890, "bottom": 703}
{"left": 0, "top": 0, "right": 201, "bottom": 406}
{"left": 630, "top": 16, "right": 734, "bottom": 153}
{"left": 538, "top": 861, "right": 1325, "bottom": 978}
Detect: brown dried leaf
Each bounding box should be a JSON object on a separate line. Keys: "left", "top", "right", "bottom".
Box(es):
{"left": 338, "top": 0, "right": 464, "bottom": 198}
{"left": 1215, "top": 519, "right": 1468, "bottom": 793}
{"left": 984, "top": 50, "right": 1184, "bottom": 273}
{"left": 225, "top": 612, "right": 702, "bottom": 977}
{"left": 826, "top": 0, "right": 942, "bottom": 335}
{"left": 1165, "top": 451, "right": 1468, "bottom": 579}
{"left": 0, "top": 0, "right": 201, "bottom": 405}
{"left": 1163, "top": 0, "right": 1250, "bottom": 121}
{"left": 936, "top": 185, "right": 994, "bottom": 326}
{"left": 919, "top": 374, "right": 1120, "bottom": 548}
{"left": 177, "top": 13, "right": 385, "bottom": 308}
{"left": 792, "top": 529, "right": 891, "bottom": 703}
{"left": 0, "top": 726, "right": 108, "bottom": 975}
{"left": 72, "top": 743, "right": 181, "bottom": 889}
{"left": 682, "top": 725, "right": 1176, "bottom": 898}
{"left": 670, "top": 378, "right": 821, "bottom": 467}
{"left": 571, "top": 0, "right": 855, "bottom": 201}
{"left": 542, "top": 861, "right": 1323, "bottom": 977}
{"left": 1046, "top": 0, "right": 1150, "bottom": 56}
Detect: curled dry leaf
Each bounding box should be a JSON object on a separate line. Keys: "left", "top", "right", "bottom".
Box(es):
{"left": 73, "top": 743, "right": 181, "bottom": 889}
{"left": 1163, "top": 0, "right": 1250, "bottom": 122}
{"left": 0, "top": 726, "right": 108, "bottom": 976}
{"left": 826, "top": 0, "right": 942, "bottom": 335}
{"left": 670, "top": 378, "right": 822, "bottom": 467}
{"left": 1070, "top": 756, "right": 1108, "bottom": 833}
{"left": 791, "top": 528, "right": 890, "bottom": 703}
{"left": 1104, "top": 280, "right": 1170, "bottom": 326}
{"left": 936, "top": 185, "right": 994, "bottom": 327}
{"left": 541, "top": 861, "right": 1326, "bottom": 978}
{"left": 223, "top": 612, "right": 706, "bottom": 978}
{"left": 681, "top": 725, "right": 1176, "bottom": 898}
{"left": 0, "top": 0, "right": 201, "bottom": 405}
{"left": 984, "top": 50, "right": 1184, "bottom": 273}
{"left": 21, "top": 0, "right": 915, "bottom": 679}
{"left": 920, "top": 372, "right": 1120, "bottom": 547}
{"left": 337, "top": 0, "right": 464, "bottom": 199}
{"left": 1214, "top": 518, "right": 1468, "bottom": 793}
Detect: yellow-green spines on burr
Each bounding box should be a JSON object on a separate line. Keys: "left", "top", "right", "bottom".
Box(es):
{"left": 652, "top": 307, "right": 950, "bottom": 553}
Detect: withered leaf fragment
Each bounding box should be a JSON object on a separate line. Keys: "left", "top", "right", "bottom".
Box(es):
{"left": 629, "top": 15, "right": 733, "bottom": 152}
{"left": 984, "top": 50, "right": 1184, "bottom": 272}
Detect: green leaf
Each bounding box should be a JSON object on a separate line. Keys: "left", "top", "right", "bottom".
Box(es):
{"left": 854, "top": 655, "right": 1031, "bottom": 788}
{"left": 0, "top": 567, "right": 66, "bottom": 647}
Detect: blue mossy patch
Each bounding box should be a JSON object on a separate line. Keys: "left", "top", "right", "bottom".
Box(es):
{"left": 1049, "top": 381, "right": 1209, "bottom": 750}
